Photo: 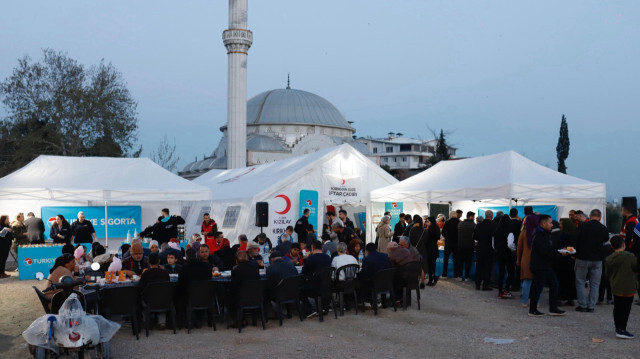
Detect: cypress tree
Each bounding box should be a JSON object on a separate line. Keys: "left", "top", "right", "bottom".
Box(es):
{"left": 556, "top": 114, "right": 570, "bottom": 174}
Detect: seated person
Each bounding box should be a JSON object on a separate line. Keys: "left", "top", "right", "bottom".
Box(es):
{"left": 399, "top": 237, "right": 421, "bottom": 262}
{"left": 284, "top": 243, "right": 304, "bottom": 266}
{"left": 215, "top": 244, "right": 236, "bottom": 270}
{"left": 163, "top": 252, "right": 182, "bottom": 274}
{"left": 208, "top": 231, "right": 230, "bottom": 254}
{"left": 45, "top": 253, "right": 80, "bottom": 301}
{"left": 178, "top": 248, "right": 212, "bottom": 291}
{"left": 227, "top": 251, "right": 260, "bottom": 327}
{"left": 277, "top": 226, "right": 294, "bottom": 245}
{"left": 149, "top": 240, "right": 160, "bottom": 254}
{"left": 254, "top": 232, "right": 273, "bottom": 253}
{"left": 139, "top": 253, "right": 169, "bottom": 291}
{"left": 266, "top": 250, "right": 298, "bottom": 288}
{"left": 274, "top": 234, "right": 291, "bottom": 256}
{"left": 321, "top": 233, "right": 338, "bottom": 258}
{"left": 198, "top": 243, "right": 224, "bottom": 272}
{"left": 331, "top": 242, "right": 359, "bottom": 281}
{"left": 347, "top": 239, "right": 363, "bottom": 261}
{"left": 300, "top": 241, "right": 309, "bottom": 258}
{"left": 231, "top": 234, "right": 249, "bottom": 254}
{"left": 246, "top": 241, "right": 265, "bottom": 268}
{"left": 92, "top": 244, "right": 114, "bottom": 272}
{"left": 358, "top": 243, "right": 390, "bottom": 283}
{"left": 123, "top": 242, "right": 149, "bottom": 277}
{"left": 122, "top": 238, "right": 151, "bottom": 261}
{"left": 387, "top": 242, "right": 413, "bottom": 268}
{"left": 304, "top": 224, "right": 317, "bottom": 249}
{"left": 159, "top": 242, "right": 184, "bottom": 266}
{"left": 301, "top": 240, "right": 332, "bottom": 316}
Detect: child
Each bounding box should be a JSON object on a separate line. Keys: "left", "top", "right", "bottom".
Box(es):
{"left": 285, "top": 242, "right": 304, "bottom": 265}
{"left": 605, "top": 236, "right": 638, "bottom": 339}
{"left": 163, "top": 253, "right": 182, "bottom": 274}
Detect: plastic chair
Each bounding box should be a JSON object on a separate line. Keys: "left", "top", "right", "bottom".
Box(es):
{"left": 269, "top": 275, "right": 304, "bottom": 326}
{"left": 141, "top": 281, "right": 177, "bottom": 337}
{"left": 369, "top": 268, "right": 397, "bottom": 315}
{"left": 234, "top": 279, "right": 266, "bottom": 333}
{"left": 333, "top": 264, "right": 360, "bottom": 316}
{"left": 397, "top": 261, "right": 422, "bottom": 310}
{"left": 311, "top": 267, "right": 338, "bottom": 322}
{"left": 32, "top": 286, "right": 51, "bottom": 314}
{"left": 186, "top": 280, "right": 218, "bottom": 333}
{"left": 100, "top": 285, "right": 141, "bottom": 340}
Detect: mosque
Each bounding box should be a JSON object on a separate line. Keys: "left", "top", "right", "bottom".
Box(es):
{"left": 178, "top": 82, "right": 371, "bottom": 179}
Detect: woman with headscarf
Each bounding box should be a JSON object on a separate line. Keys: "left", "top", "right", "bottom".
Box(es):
{"left": 376, "top": 215, "right": 392, "bottom": 253}
{"left": 425, "top": 216, "right": 441, "bottom": 286}
{"left": 494, "top": 214, "right": 515, "bottom": 299}
{"left": 409, "top": 216, "right": 428, "bottom": 288}
{"left": 552, "top": 218, "right": 577, "bottom": 306}
{"left": 516, "top": 214, "right": 539, "bottom": 307}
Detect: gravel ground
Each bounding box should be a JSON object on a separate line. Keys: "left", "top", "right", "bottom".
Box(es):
{"left": 1, "top": 271, "right": 638, "bottom": 359}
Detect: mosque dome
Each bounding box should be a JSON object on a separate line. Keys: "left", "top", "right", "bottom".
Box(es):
{"left": 246, "top": 88, "right": 353, "bottom": 130}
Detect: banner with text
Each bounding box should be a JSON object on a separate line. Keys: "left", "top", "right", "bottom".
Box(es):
{"left": 299, "top": 190, "right": 319, "bottom": 238}
{"left": 267, "top": 193, "right": 297, "bottom": 241}
{"left": 384, "top": 201, "right": 403, "bottom": 229}
{"left": 41, "top": 206, "right": 142, "bottom": 239}
{"left": 326, "top": 175, "right": 363, "bottom": 203}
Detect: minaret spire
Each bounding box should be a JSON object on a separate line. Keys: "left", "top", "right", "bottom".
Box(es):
{"left": 223, "top": 0, "right": 252, "bottom": 169}
{"left": 286, "top": 73, "right": 290, "bottom": 89}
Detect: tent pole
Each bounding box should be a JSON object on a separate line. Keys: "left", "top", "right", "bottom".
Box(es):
{"left": 104, "top": 201, "right": 108, "bottom": 251}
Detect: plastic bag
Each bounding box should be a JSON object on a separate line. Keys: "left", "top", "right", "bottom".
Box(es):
{"left": 507, "top": 233, "right": 516, "bottom": 252}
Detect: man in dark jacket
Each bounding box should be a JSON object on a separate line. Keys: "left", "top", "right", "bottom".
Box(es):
{"left": 620, "top": 201, "right": 638, "bottom": 252}
{"left": 392, "top": 213, "right": 407, "bottom": 243}
{"left": 441, "top": 212, "right": 460, "bottom": 278}
{"left": 177, "top": 248, "right": 213, "bottom": 327}
{"left": 157, "top": 208, "right": 185, "bottom": 245}
{"left": 573, "top": 209, "right": 609, "bottom": 312}
{"left": 332, "top": 221, "right": 359, "bottom": 244}
{"left": 457, "top": 212, "right": 476, "bottom": 281}
{"left": 508, "top": 208, "right": 523, "bottom": 290}
{"left": 301, "top": 240, "right": 332, "bottom": 316}
{"left": 358, "top": 243, "right": 390, "bottom": 282}
{"left": 23, "top": 212, "right": 45, "bottom": 244}
{"left": 198, "top": 243, "right": 224, "bottom": 272}
{"left": 266, "top": 250, "right": 298, "bottom": 288}
{"left": 294, "top": 209, "right": 311, "bottom": 243}
{"left": 528, "top": 215, "right": 568, "bottom": 317}
{"left": 338, "top": 209, "right": 355, "bottom": 230}
{"left": 473, "top": 210, "right": 495, "bottom": 290}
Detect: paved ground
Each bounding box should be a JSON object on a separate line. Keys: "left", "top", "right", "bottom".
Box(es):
{"left": 1, "top": 271, "right": 638, "bottom": 359}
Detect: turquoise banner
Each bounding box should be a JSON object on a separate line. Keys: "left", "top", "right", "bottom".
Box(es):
{"left": 384, "top": 202, "right": 403, "bottom": 229}
{"left": 42, "top": 206, "right": 142, "bottom": 239}
{"left": 478, "top": 205, "right": 558, "bottom": 221}
{"left": 19, "top": 243, "right": 92, "bottom": 280}
{"left": 299, "top": 190, "right": 319, "bottom": 236}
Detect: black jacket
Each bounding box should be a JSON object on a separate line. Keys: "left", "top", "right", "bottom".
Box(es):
{"left": 338, "top": 227, "right": 359, "bottom": 244}
{"left": 441, "top": 218, "right": 459, "bottom": 247}
{"left": 358, "top": 251, "right": 390, "bottom": 282}
{"left": 177, "top": 260, "right": 212, "bottom": 293}
{"left": 473, "top": 219, "right": 495, "bottom": 256}
{"left": 163, "top": 263, "right": 182, "bottom": 274}
{"left": 50, "top": 223, "right": 72, "bottom": 244}
{"left": 573, "top": 220, "right": 608, "bottom": 261}
{"left": 157, "top": 216, "right": 185, "bottom": 245}
{"left": 71, "top": 220, "right": 95, "bottom": 243}
{"left": 294, "top": 216, "right": 309, "bottom": 243}
{"left": 201, "top": 254, "right": 225, "bottom": 271}
{"left": 266, "top": 259, "right": 298, "bottom": 288}
{"left": 230, "top": 261, "right": 260, "bottom": 293}
{"left": 140, "top": 222, "right": 163, "bottom": 242}
{"left": 457, "top": 219, "right": 476, "bottom": 251}
{"left": 393, "top": 221, "right": 406, "bottom": 243}
{"left": 530, "top": 227, "right": 561, "bottom": 271}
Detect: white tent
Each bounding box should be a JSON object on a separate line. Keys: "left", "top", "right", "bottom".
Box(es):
{"left": 370, "top": 151, "right": 606, "bottom": 220}
{"left": 184, "top": 144, "right": 398, "bottom": 244}
{"left": 0, "top": 155, "right": 212, "bottom": 241}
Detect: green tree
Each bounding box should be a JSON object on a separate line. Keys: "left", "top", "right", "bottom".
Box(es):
{"left": 0, "top": 49, "right": 139, "bottom": 176}
{"left": 556, "top": 114, "right": 570, "bottom": 174}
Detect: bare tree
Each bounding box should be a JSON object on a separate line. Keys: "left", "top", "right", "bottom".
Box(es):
{"left": 150, "top": 135, "right": 180, "bottom": 172}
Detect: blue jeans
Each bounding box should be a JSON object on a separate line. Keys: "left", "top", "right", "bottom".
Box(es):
{"left": 575, "top": 259, "right": 602, "bottom": 309}
{"left": 521, "top": 279, "right": 541, "bottom": 305}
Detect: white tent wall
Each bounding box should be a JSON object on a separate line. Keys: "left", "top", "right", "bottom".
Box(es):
{"left": 187, "top": 144, "right": 398, "bottom": 245}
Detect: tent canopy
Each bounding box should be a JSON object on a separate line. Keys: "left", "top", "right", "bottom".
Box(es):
{"left": 371, "top": 151, "right": 606, "bottom": 203}
{"left": 0, "top": 155, "right": 211, "bottom": 201}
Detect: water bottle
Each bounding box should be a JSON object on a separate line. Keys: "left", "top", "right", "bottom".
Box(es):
{"left": 263, "top": 253, "right": 270, "bottom": 267}
{"left": 117, "top": 247, "right": 122, "bottom": 259}
{"left": 133, "top": 229, "right": 138, "bottom": 238}
{"left": 326, "top": 250, "right": 331, "bottom": 257}
{"left": 126, "top": 230, "right": 131, "bottom": 244}
{"left": 358, "top": 251, "right": 364, "bottom": 263}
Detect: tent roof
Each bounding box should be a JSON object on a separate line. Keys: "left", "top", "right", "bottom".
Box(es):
{"left": 0, "top": 155, "right": 211, "bottom": 201}
{"left": 195, "top": 144, "right": 396, "bottom": 203}
{"left": 371, "top": 151, "right": 606, "bottom": 203}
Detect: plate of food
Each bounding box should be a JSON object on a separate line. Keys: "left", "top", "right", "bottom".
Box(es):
{"left": 558, "top": 247, "right": 576, "bottom": 255}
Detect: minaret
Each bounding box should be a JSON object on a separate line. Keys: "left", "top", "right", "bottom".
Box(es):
{"left": 223, "top": 0, "right": 252, "bottom": 169}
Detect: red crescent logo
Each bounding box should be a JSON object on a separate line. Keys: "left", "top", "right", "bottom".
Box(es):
{"left": 341, "top": 179, "right": 346, "bottom": 186}
{"left": 275, "top": 194, "right": 291, "bottom": 215}
{"left": 392, "top": 202, "right": 397, "bottom": 208}
{"left": 306, "top": 200, "right": 312, "bottom": 206}
{"left": 47, "top": 217, "right": 57, "bottom": 226}
{"left": 24, "top": 258, "right": 33, "bottom": 265}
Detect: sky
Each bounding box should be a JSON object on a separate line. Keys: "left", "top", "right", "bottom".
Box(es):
{"left": 0, "top": 0, "right": 638, "bottom": 201}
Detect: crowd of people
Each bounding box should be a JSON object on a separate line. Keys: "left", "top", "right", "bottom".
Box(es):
{"left": 3, "top": 203, "right": 639, "bottom": 339}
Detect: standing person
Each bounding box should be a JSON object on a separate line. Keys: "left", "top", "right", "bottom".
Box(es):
{"left": 554, "top": 218, "right": 577, "bottom": 306}
{"left": 332, "top": 221, "right": 359, "bottom": 244}
{"left": 574, "top": 209, "right": 609, "bottom": 312}
{"left": 528, "top": 215, "right": 568, "bottom": 317}
{"left": 50, "top": 214, "right": 72, "bottom": 244}
{"left": 71, "top": 211, "right": 97, "bottom": 244}
{"left": 376, "top": 216, "right": 392, "bottom": 253}
{"left": 338, "top": 209, "right": 355, "bottom": 230}
{"left": 517, "top": 211, "right": 538, "bottom": 308}
{"left": 441, "top": 211, "right": 460, "bottom": 279}
{"left": 157, "top": 208, "right": 185, "bottom": 245}
{"left": 10, "top": 213, "right": 28, "bottom": 253}
{"left": 473, "top": 210, "right": 495, "bottom": 291}
{"left": 508, "top": 209, "right": 522, "bottom": 291}
{"left": 494, "top": 214, "right": 515, "bottom": 299}
{"left": 606, "top": 236, "right": 638, "bottom": 339}
{"left": 425, "top": 216, "right": 440, "bottom": 286}
{"left": 392, "top": 213, "right": 407, "bottom": 243}
{"left": 0, "top": 215, "right": 14, "bottom": 279}
{"left": 620, "top": 204, "right": 638, "bottom": 252}
{"left": 200, "top": 213, "right": 218, "bottom": 249}
{"left": 23, "top": 212, "right": 45, "bottom": 244}
{"left": 409, "top": 216, "right": 428, "bottom": 288}
{"left": 457, "top": 212, "right": 476, "bottom": 282}
{"left": 294, "top": 209, "right": 311, "bottom": 244}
